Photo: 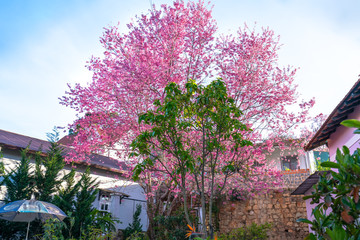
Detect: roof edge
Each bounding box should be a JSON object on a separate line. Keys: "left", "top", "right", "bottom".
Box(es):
{"left": 305, "top": 78, "right": 360, "bottom": 151}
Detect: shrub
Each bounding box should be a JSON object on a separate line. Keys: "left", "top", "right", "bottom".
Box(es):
{"left": 124, "top": 204, "right": 144, "bottom": 239}
{"left": 126, "top": 231, "right": 149, "bottom": 240}
{"left": 42, "top": 218, "right": 66, "bottom": 240}
{"left": 153, "top": 210, "right": 190, "bottom": 240}
{"left": 297, "top": 119, "right": 360, "bottom": 240}
{"left": 219, "top": 222, "right": 272, "bottom": 240}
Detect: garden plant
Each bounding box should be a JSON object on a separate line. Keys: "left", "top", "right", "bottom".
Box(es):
{"left": 298, "top": 119, "right": 360, "bottom": 239}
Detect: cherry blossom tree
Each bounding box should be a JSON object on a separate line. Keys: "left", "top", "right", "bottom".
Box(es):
{"left": 60, "top": 0, "right": 316, "bottom": 236}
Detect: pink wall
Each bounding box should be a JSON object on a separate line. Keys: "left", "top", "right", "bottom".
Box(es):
{"left": 304, "top": 105, "right": 360, "bottom": 233}
{"left": 327, "top": 105, "right": 360, "bottom": 160}
{"left": 304, "top": 184, "right": 333, "bottom": 234}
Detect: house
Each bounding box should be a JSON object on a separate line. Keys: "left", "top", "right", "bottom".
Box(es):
{"left": 292, "top": 78, "right": 360, "bottom": 231}
{"left": 263, "top": 140, "right": 327, "bottom": 189}
{"left": 0, "top": 129, "right": 148, "bottom": 232}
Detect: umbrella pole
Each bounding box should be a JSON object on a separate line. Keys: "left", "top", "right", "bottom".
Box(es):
{"left": 26, "top": 221, "right": 30, "bottom": 240}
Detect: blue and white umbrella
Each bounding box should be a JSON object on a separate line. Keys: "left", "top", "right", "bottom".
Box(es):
{"left": 0, "top": 195, "right": 67, "bottom": 240}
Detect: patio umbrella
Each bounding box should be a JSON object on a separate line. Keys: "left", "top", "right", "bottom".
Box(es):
{"left": 0, "top": 195, "right": 67, "bottom": 240}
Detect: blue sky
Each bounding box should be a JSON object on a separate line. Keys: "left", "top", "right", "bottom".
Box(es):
{"left": 1, "top": 0, "right": 360, "bottom": 140}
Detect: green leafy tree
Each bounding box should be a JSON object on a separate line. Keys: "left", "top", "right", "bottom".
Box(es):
{"left": 0, "top": 151, "right": 5, "bottom": 188}
{"left": 52, "top": 168, "right": 80, "bottom": 239}
{"left": 35, "top": 130, "right": 65, "bottom": 202}
{"left": 32, "top": 130, "right": 67, "bottom": 237}
{"left": 72, "top": 167, "right": 99, "bottom": 238}
{"left": 0, "top": 151, "right": 4, "bottom": 176}
{"left": 53, "top": 168, "right": 79, "bottom": 214}
{"left": 0, "top": 148, "right": 34, "bottom": 239}
{"left": 298, "top": 119, "right": 360, "bottom": 239}
{"left": 131, "top": 79, "right": 252, "bottom": 237}
{"left": 3, "top": 148, "right": 34, "bottom": 202}
{"left": 124, "top": 204, "right": 143, "bottom": 239}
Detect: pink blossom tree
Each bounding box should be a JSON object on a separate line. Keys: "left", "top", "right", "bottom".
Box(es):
{"left": 61, "top": 0, "right": 316, "bottom": 236}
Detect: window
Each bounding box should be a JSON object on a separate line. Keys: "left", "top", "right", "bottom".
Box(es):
{"left": 99, "top": 193, "right": 111, "bottom": 212}
{"left": 100, "top": 202, "right": 109, "bottom": 211}
{"left": 253, "top": 160, "right": 265, "bottom": 168}
{"left": 281, "top": 155, "right": 299, "bottom": 170}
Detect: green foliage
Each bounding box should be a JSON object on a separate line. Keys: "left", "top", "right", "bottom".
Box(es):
{"left": 42, "top": 214, "right": 118, "bottom": 240}
{"left": 3, "top": 148, "right": 34, "bottom": 202}
{"left": 35, "top": 142, "right": 65, "bottom": 202}
{"left": 72, "top": 167, "right": 99, "bottom": 238}
{"left": 90, "top": 209, "right": 120, "bottom": 236}
{"left": 218, "top": 223, "right": 272, "bottom": 240}
{"left": 341, "top": 119, "right": 360, "bottom": 131}
{"left": 299, "top": 119, "right": 360, "bottom": 239}
{"left": 53, "top": 168, "right": 79, "bottom": 216}
{"left": 131, "top": 79, "right": 252, "bottom": 234}
{"left": 126, "top": 231, "right": 149, "bottom": 240}
{"left": 0, "top": 151, "right": 4, "bottom": 176}
{"left": 0, "top": 151, "right": 5, "bottom": 191}
{"left": 153, "top": 211, "right": 189, "bottom": 240}
{"left": 33, "top": 133, "right": 68, "bottom": 237}
{"left": 51, "top": 168, "right": 80, "bottom": 239}
{"left": 131, "top": 79, "right": 251, "bottom": 181}
{"left": 0, "top": 148, "right": 34, "bottom": 239}
{"left": 82, "top": 226, "right": 117, "bottom": 240}
{"left": 42, "top": 218, "right": 66, "bottom": 240}
{"left": 124, "top": 204, "right": 144, "bottom": 239}
{"left": 314, "top": 158, "right": 330, "bottom": 171}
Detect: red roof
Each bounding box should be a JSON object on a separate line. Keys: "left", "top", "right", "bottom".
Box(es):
{"left": 0, "top": 129, "right": 128, "bottom": 172}
{"left": 58, "top": 135, "right": 75, "bottom": 146}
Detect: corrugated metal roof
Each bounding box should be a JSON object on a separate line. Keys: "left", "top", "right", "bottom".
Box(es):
{"left": 305, "top": 78, "right": 360, "bottom": 151}
{"left": 0, "top": 129, "right": 127, "bottom": 172}
{"left": 0, "top": 129, "right": 51, "bottom": 152}
{"left": 291, "top": 171, "right": 330, "bottom": 195}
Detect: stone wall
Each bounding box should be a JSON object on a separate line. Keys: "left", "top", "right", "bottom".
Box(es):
{"left": 219, "top": 189, "right": 309, "bottom": 240}
{"left": 281, "top": 169, "right": 310, "bottom": 188}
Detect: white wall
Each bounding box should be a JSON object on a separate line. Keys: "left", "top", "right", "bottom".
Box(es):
{"left": 0, "top": 148, "right": 148, "bottom": 231}
{"left": 93, "top": 179, "right": 148, "bottom": 231}
{"left": 265, "top": 146, "right": 313, "bottom": 171}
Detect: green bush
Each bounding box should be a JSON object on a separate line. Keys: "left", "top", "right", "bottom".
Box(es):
{"left": 42, "top": 218, "right": 66, "bottom": 240}
{"left": 153, "top": 210, "right": 189, "bottom": 240}
{"left": 126, "top": 231, "right": 149, "bottom": 240}
{"left": 124, "top": 204, "right": 144, "bottom": 239}
{"left": 297, "top": 119, "right": 360, "bottom": 240}
{"left": 219, "top": 222, "right": 272, "bottom": 240}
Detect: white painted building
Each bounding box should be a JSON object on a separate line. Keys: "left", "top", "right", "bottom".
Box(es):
{"left": 0, "top": 129, "right": 148, "bottom": 231}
